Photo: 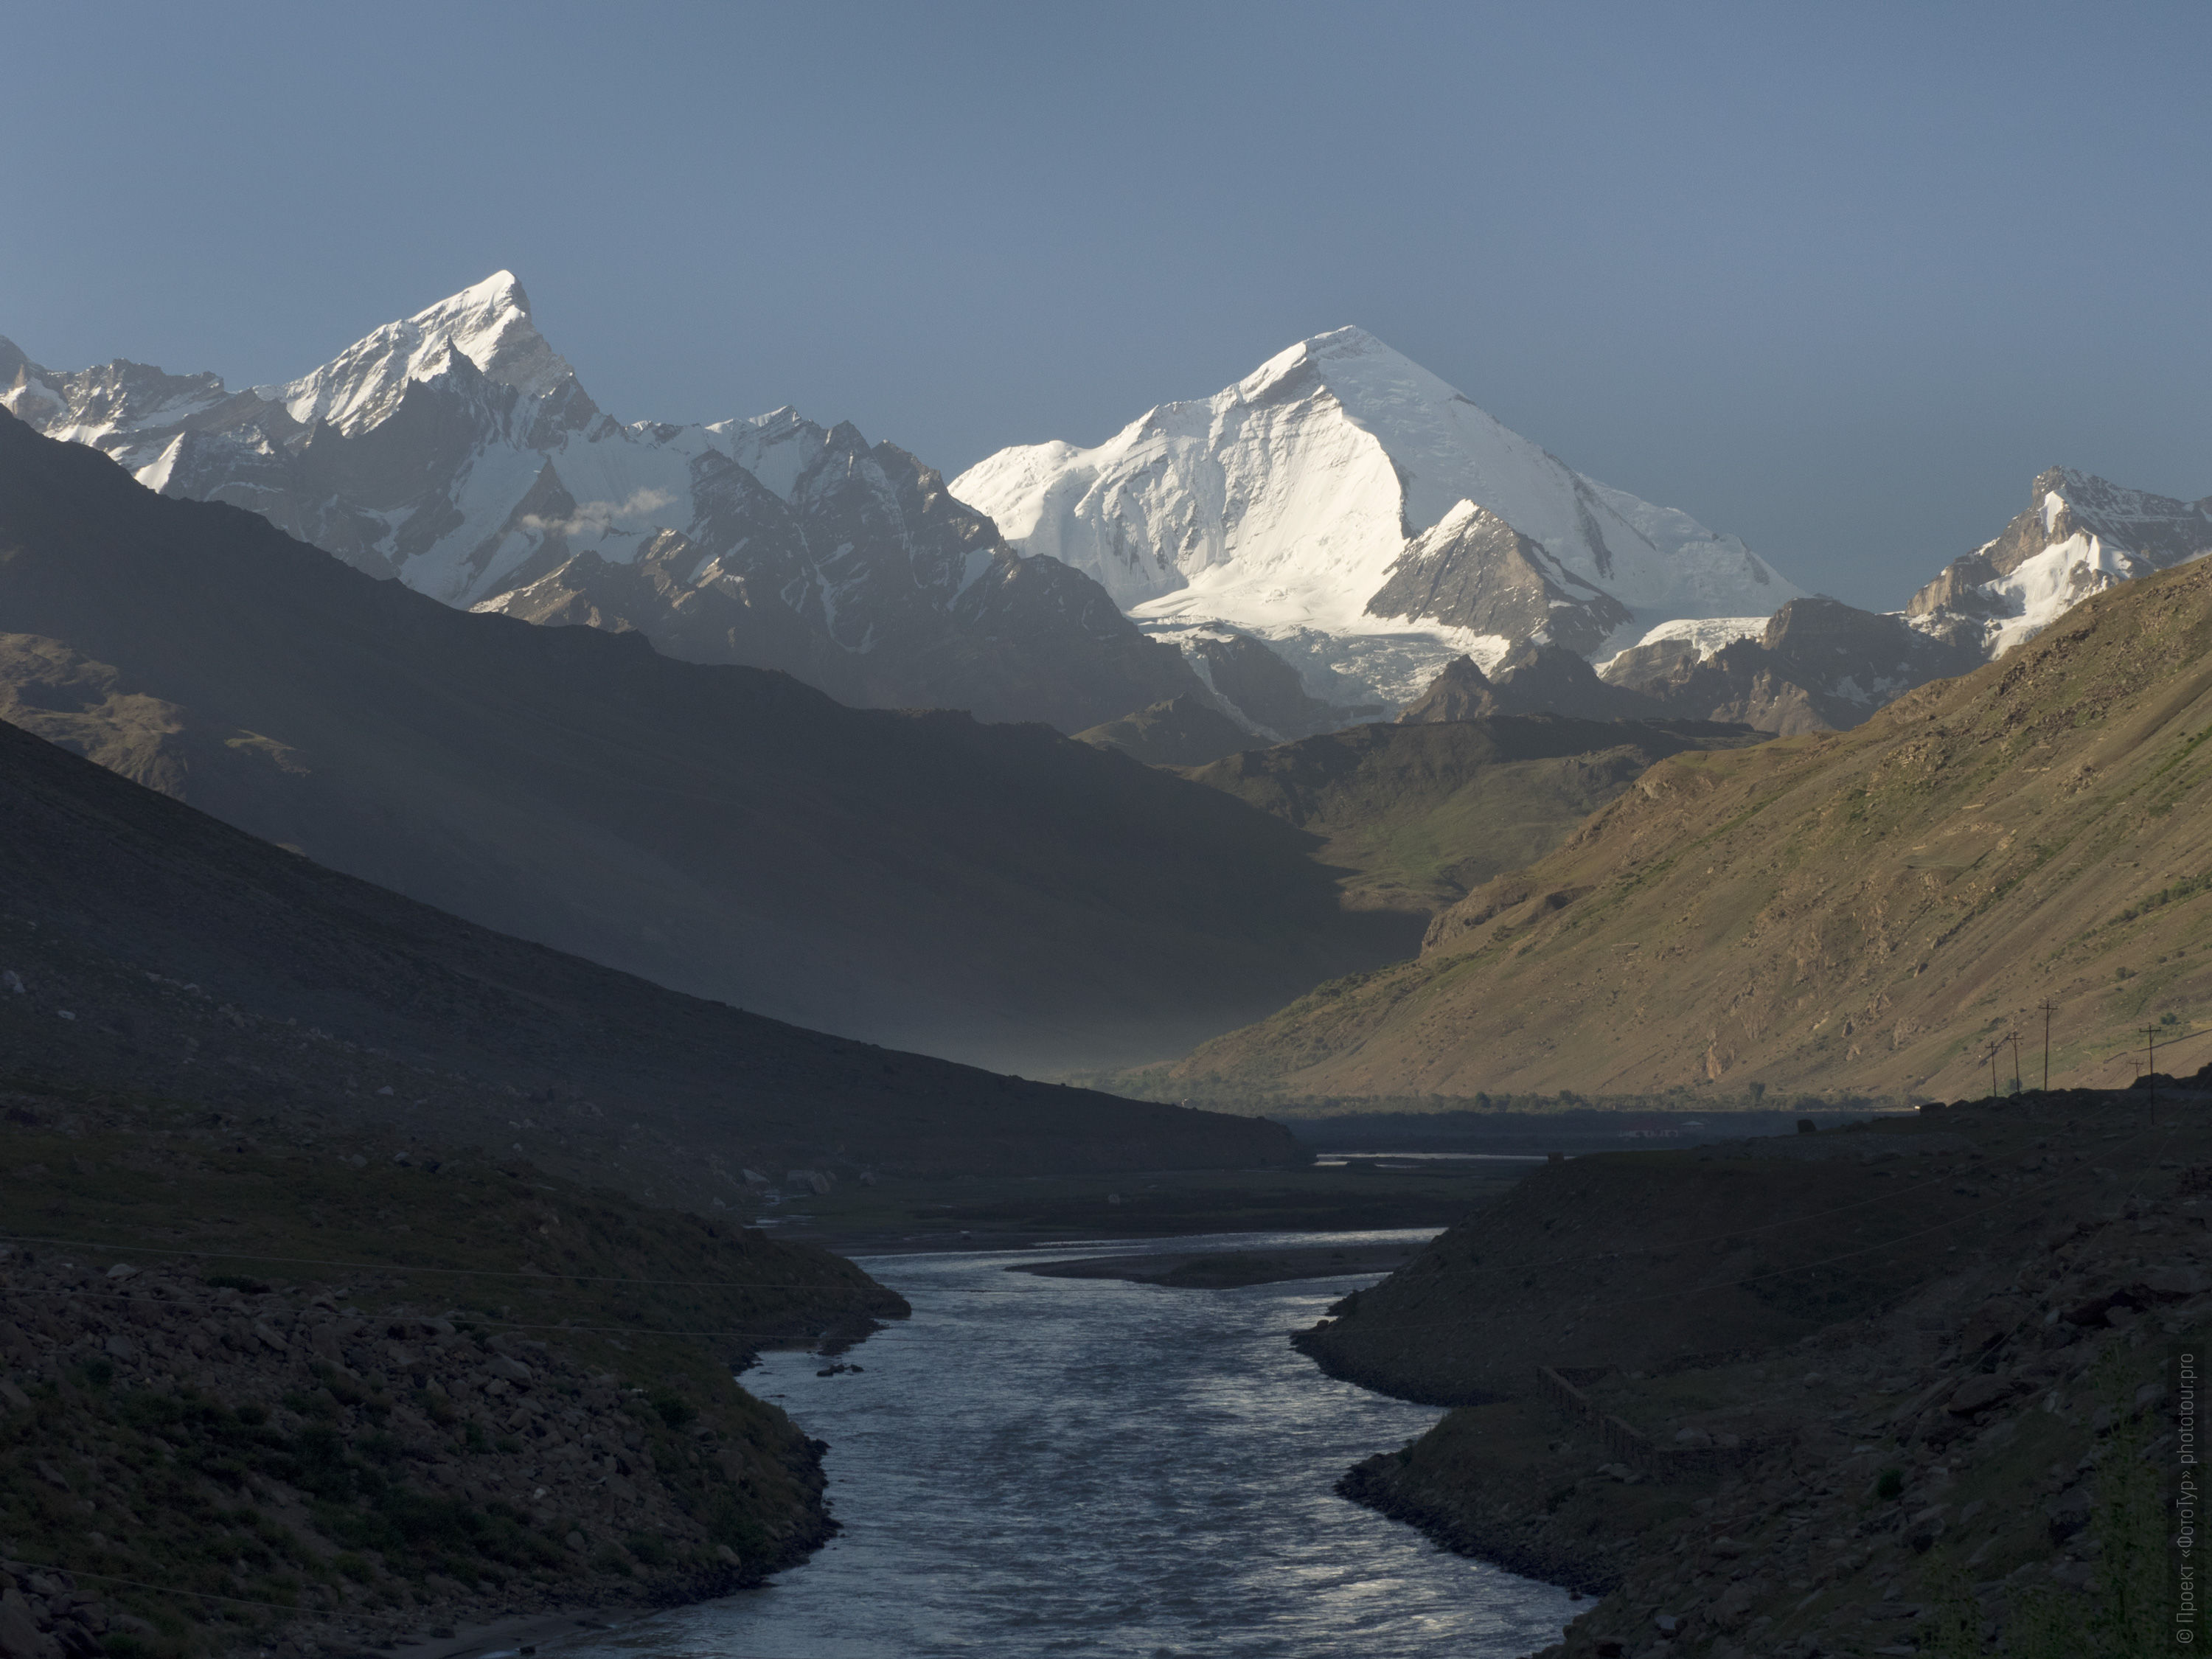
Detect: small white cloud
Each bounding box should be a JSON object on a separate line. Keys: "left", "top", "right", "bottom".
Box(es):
{"left": 519, "top": 486, "right": 678, "bottom": 540}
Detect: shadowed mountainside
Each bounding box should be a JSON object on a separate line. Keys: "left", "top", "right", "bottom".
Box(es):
{"left": 1165, "top": 556, "right": 2212, "bottom": 1102}
{"left": 0, "top": 712, "right": 1301, "bottom": 1199}
{"left": 1074, "top": 695, "right": 1256, "bottom": 767}
{"left": 1172, "top": 716, "right": 1765, "bottom": 917}
{"left": 0, "top": 410, "right": 1416, "bottom": 1076}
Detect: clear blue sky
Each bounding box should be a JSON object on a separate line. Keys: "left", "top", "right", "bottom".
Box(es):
{"left": 6, "top": 1, "right": 2205, "bottom": 609}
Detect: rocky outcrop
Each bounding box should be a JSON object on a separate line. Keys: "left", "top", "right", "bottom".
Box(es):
{"left": 1600, "top": 596, "right": 1981, "bottom": 734}
{"left": 1399, "top": 642, "right": 1662, "bottom": 725}
{"left": 1392, "top": 655, "right": 1498, "bottom": 723}
{"left": 1367, "top": 502, "right": 1635, "bottom": 659}
{"left": 1907, "top": 467, "right": 2212, "bottom": 658}
{"left": 1180, "top": 633, "right": 1341, "bottom": 740}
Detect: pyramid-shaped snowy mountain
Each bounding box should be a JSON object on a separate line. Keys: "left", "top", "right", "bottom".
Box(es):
{"left": 0, "top": 275, "right": 1199, "bottom": 733}
{"left": 953, "top": 327, "right": 1804, "bottom": 707}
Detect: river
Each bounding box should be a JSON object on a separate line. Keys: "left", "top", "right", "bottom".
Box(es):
{"left": 553, "top": 1228, "right": 1574, "bottom": 1658}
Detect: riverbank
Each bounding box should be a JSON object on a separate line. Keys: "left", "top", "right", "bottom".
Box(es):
{"left": 546, "top": 1234, "right": 1579, "bottom": 1659}
{"left": 1314, "top": 1091, "right": 2208, "bottom": 1657}
{"left": 0, "top": 1080, "right": 904, "bottom": 1658}
{"left": 1012, "top": 1238, "right": 1427, "bottom": 1288}
{"left": 760, "top": 1159, "right": 1529, "bottom": 1255}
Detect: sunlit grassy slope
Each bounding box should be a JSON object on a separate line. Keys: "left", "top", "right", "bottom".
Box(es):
{"left": 1169, "top": 557, "right": 2212, "bottom": 1102}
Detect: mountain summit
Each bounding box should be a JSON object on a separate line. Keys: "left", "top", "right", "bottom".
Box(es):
{"left": 260, "top": 269, "right": 591, "bottom": 439}
{"left": 1907, "top": 466, "right": 2212, "bottom": 656}
{"left": 952, "top": 327, "right": 1804, "bottom": 706}
{"left": 0, "top": 276, "right": 1199, "bottom": 732}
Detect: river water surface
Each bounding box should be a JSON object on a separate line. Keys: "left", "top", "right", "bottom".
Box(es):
{"left": 555, "top": 1228, "right": 1573, "bottom": 1658}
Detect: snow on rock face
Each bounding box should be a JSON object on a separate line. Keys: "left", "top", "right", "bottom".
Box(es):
{"left": 1596, "top": 616, "right": 1771, "bottom": 673}
{"left": 262, "top": 272, "right": 589, "bottom": 438}
{"left": 951, "top": 326, "right": 1804, "bottom": 706}
{"left": 1, "top": 279, "right": 1203, "bottom": 734}
{"left": 1907, "top": 467, "right": 2212, "bottom": 657}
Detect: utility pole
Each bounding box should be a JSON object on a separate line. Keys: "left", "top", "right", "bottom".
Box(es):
{"left": 2011, "top": 1030, "right": 2022, "bottom": 1096}
{"left": 2143, "top": 1024, "right": 2161, "bottom": 1123}
{"left": 2040, "top": 999, "right": 2053, "bottom": 1092}
{"left": 1989, "top": 1046, "right": 2000, "bottom": 1100}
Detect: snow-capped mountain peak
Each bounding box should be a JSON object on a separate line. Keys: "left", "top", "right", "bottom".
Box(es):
{"left": 261, "top": 271, "right": 587, "bottom": 437}
{"left": 951, "top": 325, "right": 1803, "bottom": 706}
{"left": 5, "top": 274, "right": 1206, "bottom": 734}
{"left": 1907, "top": 467, "right": 2212, "bottom": 656}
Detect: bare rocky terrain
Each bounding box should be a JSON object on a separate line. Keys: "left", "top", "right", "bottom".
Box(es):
{"left": 0, "top": 1081, "right": 905, "bottom": 1659}
{"left": 1315, "top": 1091, "right": 2202, "bottom": 1658}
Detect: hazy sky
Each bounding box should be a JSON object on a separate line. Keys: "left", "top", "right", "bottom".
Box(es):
{"left": 7, "top": 1, "right": 2206, "bottom": 610}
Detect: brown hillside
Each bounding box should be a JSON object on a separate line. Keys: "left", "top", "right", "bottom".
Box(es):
{"left": 1176, "top": 716, "right": 1763, "bottom": 917}
{"left": 1170, "top": 557, "right": 2212, "bottom": 1101}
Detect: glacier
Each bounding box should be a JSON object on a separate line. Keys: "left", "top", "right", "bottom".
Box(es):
{"left": 953, "top": 326, "right": 1805, "bottom": 708}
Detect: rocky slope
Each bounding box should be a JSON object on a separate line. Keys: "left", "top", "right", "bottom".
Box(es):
{"left": 1315, "top": 1093, "right": 2196, "bottom": 1659}
{"left": 1596, "top": 597, "right": 1986, "bottom": 737}
{"left": 0, "top": 277, "right": 1203, "bottom": 734}
{"left": 1399, "top": 644, "right": 1671, "bottom": 726}
{"left": 1172, "top": 717, "right": 1764, "bottom": 918}
{"left": 953, "top": 327, "right": 1803, "bottom": 711}
{"left": 0, "top": 1080, "right": 905, "bottom": 1656}
{"left": 1164, "top": 551, "right": 2212, "bottom": 1103}
{"left": 0, "top": 409, "right": 1418, "bottom": 1077}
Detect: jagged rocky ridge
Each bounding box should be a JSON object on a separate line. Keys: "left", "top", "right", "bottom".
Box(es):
{"left": 0, "top": 276, "right": 1203, "bottom": 734}
{"left": 1595, "top": 597, "right": 1986, "bottom": 737}
{"left": 1909, "top": 467, "right": 2212, "bottom": 659}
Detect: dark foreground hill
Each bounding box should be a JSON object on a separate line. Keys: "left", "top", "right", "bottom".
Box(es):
{"left": 0, "top": 714, "right": 1298, "bottom": 1200}
{"left": 1311, "top": 1091, "right": 2205, "bottom": 1658}
{"left": 0, "top": 1079, "right": 907, "bottom": 1655}
{"left": 1169, "top": 554, "right": 2212, "bottom": 1103}
{"left": 0, "top": 410, "right": 1413, "bottom": 1077}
